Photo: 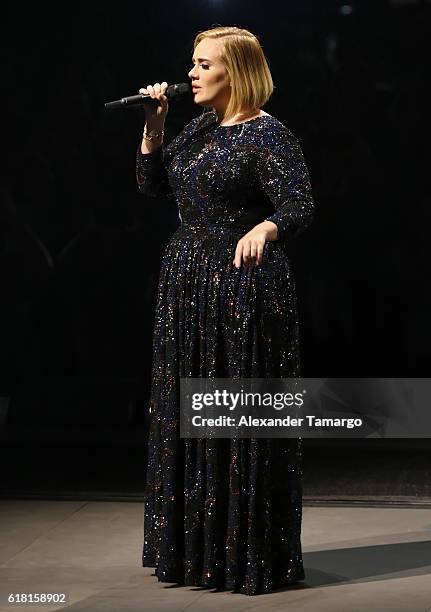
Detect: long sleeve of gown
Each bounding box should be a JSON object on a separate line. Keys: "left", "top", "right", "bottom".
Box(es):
{"left": 136, "top": 144, "right": 173, "bottom": 198}
{"left": 136, "top": 114, "right": 205, "bottom": 199}
{"left": 257, "top": 126, "right": 314, "bottom": 242}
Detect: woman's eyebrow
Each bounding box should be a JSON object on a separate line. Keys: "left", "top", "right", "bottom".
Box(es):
{"left": 191, "top": 57, "right": 213, "bottom": 62}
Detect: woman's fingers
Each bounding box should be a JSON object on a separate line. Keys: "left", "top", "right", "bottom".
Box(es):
{"left": 139, "top": 82, "right": 169, "bottom": 108}
{"left": 233, "top": 240, "right": 263, "bottom": 268}
{"left": 143, "top": 83, "right": 168, "bottom": 98}
{"left": 233, "top": 243, "right": 242, "bottom": 268}
{"left": 249, "top": 242, "right": 257, "bottom": 263}
{"left": 243, "top": 242, "right": 252, "bottom": 265}
{"left": 138, "top": 82, "right": 169, "bottom": 119}
{"left": 256, "top": 243, "right": 264, "bottom": 265}
{"left": 160, "top": 82, "right": 168, "bottom": 104}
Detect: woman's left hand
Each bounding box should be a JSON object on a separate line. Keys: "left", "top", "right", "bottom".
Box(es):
{"left": 233, "top": 220, "right": 278, "bottom": 268}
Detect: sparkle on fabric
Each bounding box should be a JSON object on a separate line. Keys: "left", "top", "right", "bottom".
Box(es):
{"left": 136, "top": 110, "right": 314, "bottom": 595}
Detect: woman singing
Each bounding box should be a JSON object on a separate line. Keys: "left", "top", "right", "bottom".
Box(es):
{"left": 136, "top": 25, "right": 314, "bottom": 596}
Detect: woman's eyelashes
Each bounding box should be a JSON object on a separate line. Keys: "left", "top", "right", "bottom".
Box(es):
{"left": 190, "top": 63, "right": 210, "bottom": 70}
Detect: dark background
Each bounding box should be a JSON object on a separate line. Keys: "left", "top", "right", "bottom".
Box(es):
{"left": 1, "top": 0, "right": 430, "bottom": 500}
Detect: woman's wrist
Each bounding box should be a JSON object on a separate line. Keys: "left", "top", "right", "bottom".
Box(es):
{"left": 140, "top": 121, "right": 165, "bottom": 154}
{"left": 141, "top": 130, "right": 163, "bottom": 154}
{"left": 143, "top": 125, "right": 164, "bottom": 141}
{"left": 145, "top": 117, "right": 165, "bottom": 131}
{"left": 260, "top": 220, "right": 279, "bottom": 241}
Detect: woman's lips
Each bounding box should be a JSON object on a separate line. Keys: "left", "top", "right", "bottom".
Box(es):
{"left": 192, "top": 87, "right": 201, "bottom": 92}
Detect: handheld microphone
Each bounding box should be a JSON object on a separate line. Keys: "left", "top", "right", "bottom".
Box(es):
{"left": 104, "top": 83, "right": 192, "bottom": 109}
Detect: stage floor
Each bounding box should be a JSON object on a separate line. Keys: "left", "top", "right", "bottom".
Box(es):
{"left": 0, "top": 500, "right": 430, "bottom": 611}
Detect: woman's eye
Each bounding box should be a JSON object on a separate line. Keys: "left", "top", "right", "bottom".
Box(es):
{"left": 190, "top": 63, "right": 209, "bottom": 70}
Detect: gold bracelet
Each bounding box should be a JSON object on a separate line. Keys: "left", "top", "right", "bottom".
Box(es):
{"left": 143, "top": 127, "right": 165, "bottom": 141}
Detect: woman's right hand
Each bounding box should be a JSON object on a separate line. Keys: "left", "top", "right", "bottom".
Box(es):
{"left": 139, "top": 82, "right": 169, "bottom": 125}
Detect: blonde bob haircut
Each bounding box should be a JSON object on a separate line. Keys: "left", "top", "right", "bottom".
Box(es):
{"left": 193, "top": 26, "right": 274, "bottom": 121}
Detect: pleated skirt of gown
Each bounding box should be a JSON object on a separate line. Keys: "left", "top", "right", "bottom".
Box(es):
{"left": 142, "top": 223, "right": 305, "bottom": 596}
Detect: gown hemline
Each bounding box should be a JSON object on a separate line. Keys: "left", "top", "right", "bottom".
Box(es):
{"left": 142, "top": 559, "right": 306, "bottom": 596}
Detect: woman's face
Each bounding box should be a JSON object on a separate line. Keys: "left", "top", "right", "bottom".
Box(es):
{"left": 188, "top": 38, "right": 231, "bottom": 110}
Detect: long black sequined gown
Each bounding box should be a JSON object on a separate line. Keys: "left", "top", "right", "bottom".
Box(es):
{"left": 136, "top": 109, "right": 314, "bottom": 596}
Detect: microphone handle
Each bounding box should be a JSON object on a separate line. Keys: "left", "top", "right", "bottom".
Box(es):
{"left": 104, "top": 83, "right": 191, "bottom": 110}
{"left": 105, "top": 94, "right": 159, "bottom": 110}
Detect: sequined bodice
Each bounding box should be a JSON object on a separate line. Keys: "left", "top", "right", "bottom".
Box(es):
{"left": 136, "top": 110, "right": 314, "bottom": 242}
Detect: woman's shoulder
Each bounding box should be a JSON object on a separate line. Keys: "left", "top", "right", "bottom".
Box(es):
{"left": 247, "top": 114, "right": 301, "bottom": 152}
{"left": 251, "top": 113, "right": 296, "bottom": 136}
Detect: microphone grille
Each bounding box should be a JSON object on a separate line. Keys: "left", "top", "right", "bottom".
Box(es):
{"left": 167, "top": 83, "right": 192, "bottom": 98}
